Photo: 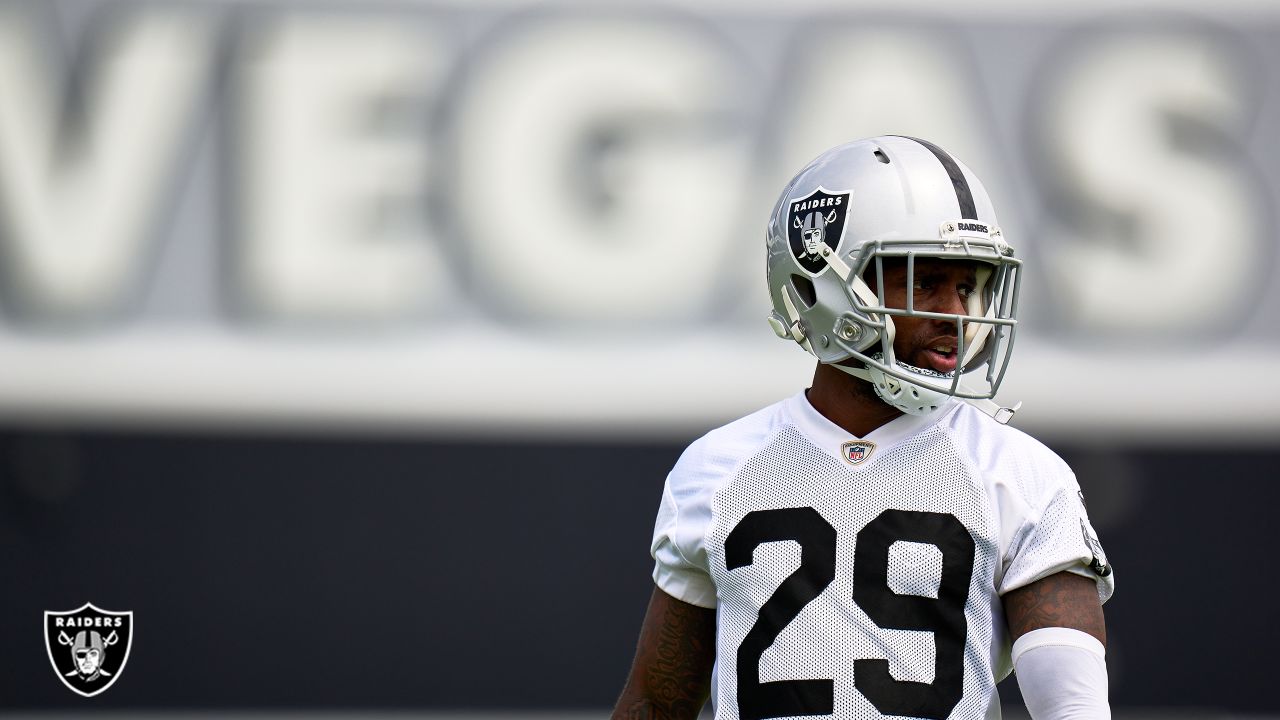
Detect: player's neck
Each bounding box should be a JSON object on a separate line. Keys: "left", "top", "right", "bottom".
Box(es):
{"left": 807, "top": 362, "right": 904, "bottom": 438}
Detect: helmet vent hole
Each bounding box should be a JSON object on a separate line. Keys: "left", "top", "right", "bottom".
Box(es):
{"left": 790, "top": 275, "right": 817, "bottom": 308}
{"left": 873, "top": 149, "right": 890, "bottom": 164}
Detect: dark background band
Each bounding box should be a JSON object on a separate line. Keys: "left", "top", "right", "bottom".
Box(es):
{"left": 0, "top": 426, "right": 1268, "bottom": 712}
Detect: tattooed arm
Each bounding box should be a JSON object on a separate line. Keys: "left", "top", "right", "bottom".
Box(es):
{"left": 612, "top": 585, "right": 717, "bottom": 720}
{"left": 1003, "top": 571, "right": 1109, "bottom": 719}
{"left": 1002, "top": 570, "right": 1106, "bottom": 646}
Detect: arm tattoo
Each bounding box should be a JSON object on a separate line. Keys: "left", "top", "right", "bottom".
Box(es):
{"left": 1003, "top": 571, "right": 1106, "bottom": 646}
{"left": 613, "top": 588, "right": 717, "bottom": 720}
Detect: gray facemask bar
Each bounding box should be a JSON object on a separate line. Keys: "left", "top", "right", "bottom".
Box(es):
{"left": 819, "top": 237, "right": 1022, "bottom": 402}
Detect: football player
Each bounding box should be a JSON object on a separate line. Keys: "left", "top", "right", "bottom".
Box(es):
{"left": 612, "top": 136, "right": 1113, "bottom": 719}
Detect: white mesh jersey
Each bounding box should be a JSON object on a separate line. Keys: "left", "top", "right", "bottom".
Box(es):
{"left": 651, "top": 391, "right": 1114, "bottom": 720}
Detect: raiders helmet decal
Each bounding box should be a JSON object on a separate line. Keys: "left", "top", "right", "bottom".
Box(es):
{"left": 786, "top": 187, "right": 850, "bottom": 276}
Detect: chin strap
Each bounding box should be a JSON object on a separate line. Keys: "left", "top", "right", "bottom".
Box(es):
{"left": 833, "top": 359, "right": 1022, "bottom": 424}
{"left": 964, "top": 395, "right": 1022, "bottom": 424}
{"left": 840, "top": 364, "right": 873, "bottom": 382}
{"left": 774, "top": 283, "right": 814, "bottom": 354}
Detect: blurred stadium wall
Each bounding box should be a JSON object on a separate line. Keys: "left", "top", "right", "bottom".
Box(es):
{"left": 1, "top": 0, "right": 1278, "bottom": 714}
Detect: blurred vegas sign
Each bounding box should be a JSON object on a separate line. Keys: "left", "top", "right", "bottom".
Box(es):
{"left": 0, "top": 0, "right": 1276, "bottom": 441}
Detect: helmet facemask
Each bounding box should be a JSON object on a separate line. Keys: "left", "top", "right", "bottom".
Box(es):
{"left": 833, "top": 235, "right": 1022, "bottom": 417}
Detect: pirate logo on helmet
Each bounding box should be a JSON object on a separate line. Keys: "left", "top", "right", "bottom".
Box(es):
{"left": 786, "top": 187, "right": 850, "bottom": 276}
{"left": 44, "top": 603, "right": 133, "bottom": 697}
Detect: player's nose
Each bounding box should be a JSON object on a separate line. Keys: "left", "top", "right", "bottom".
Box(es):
{"left": 923, "top": 283, "right": 968, "bottom": 317}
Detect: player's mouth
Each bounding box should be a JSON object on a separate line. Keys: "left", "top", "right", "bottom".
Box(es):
{"left": 921, "top": 342, "right": 958, "bottom": 373}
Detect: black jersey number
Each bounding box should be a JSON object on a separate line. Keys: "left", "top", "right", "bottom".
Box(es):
{"left": 724, "top": 508, "right": 976, "bottom": 720}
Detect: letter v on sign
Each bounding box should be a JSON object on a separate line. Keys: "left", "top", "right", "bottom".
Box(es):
{"left": 0, "top": 6, "right": 215, "bottom": 322}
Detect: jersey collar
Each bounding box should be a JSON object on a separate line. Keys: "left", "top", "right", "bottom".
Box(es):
{"left": 785, "top": 389, "right": 957, "bottom": 465}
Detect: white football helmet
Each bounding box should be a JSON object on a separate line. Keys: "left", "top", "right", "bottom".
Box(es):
{"left": 765, "top": 136, "right": 1022, "bottom": 421}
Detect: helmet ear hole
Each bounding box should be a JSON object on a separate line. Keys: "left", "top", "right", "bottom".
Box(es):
{"left": 789, "top": 275, "right": 817, "bottom": 308}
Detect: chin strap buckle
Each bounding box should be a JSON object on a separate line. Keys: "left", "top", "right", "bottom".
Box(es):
{"left": 967, "top": 396, "right": 1022, "bottom": 424}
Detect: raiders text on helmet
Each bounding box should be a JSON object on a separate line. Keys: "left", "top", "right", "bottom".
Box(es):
{"left": 765, "top": 136, "right": 1022, "bottom": 421}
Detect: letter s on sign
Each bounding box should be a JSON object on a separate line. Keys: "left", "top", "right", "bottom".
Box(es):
{"left": 1033, "top": 27, "right": 1266, "bottom": 337}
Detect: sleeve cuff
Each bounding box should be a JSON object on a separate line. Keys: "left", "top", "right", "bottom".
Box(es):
{"left": 653, "top": 563, "right": 717, "bottom": 609}
{"left": 1001, "top": 558, "right": 1115, "bottom": 604}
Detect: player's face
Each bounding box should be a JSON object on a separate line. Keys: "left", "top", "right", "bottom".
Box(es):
{"left": 76, "top": 648, "right": 101, "bottom": 674}
{"left": 870, "top": 258, "right": 980, "bottom": 375}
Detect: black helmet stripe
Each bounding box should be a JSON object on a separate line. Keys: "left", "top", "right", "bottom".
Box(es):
{"left": 895, "top": 135, "right": 978, "bottom": 220}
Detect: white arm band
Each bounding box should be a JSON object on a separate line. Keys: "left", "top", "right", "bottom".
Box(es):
{"left": 1012, "top": 627, "right": 1110, "bottom": 720}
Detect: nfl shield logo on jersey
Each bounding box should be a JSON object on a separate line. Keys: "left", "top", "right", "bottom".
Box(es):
{"left": 787, "top": 187, "right": 850, "bottom": 276}
{"left": 44, "top": 603, "right": 133, "bottom": 697}
{"left": 841, "top": 440, "right": 875, "bottom": 466}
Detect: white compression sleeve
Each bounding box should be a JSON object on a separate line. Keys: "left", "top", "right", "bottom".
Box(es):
{"left": 1012, "top": 627, "right": 1110, "bottom": 720}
